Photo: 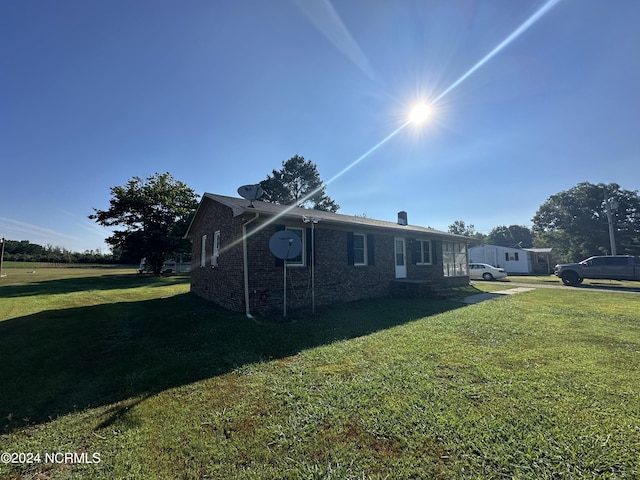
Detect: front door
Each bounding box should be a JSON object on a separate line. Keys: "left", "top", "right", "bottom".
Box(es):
{"left": 395, "top": 237, "right": 407, "bottom": 278}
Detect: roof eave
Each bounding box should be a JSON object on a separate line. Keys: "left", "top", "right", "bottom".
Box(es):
{"left": 240, "top": 209, "right": 472, "bottom": 241}
{"left": 190, "top": 193, "right": 474, "bottom": 243}
{"left": 184, "top": 193, "right": 248, "bottom": 239}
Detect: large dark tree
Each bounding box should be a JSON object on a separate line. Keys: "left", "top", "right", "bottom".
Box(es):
{"left": 532, "top": 182, "right": 640, "bottom": 262}
{"left": 447, "top": 220, "right": 487, "bottom": 243}
{"left": 448, "top": 220, "right": 476, "bottom": 236}
{"left": 90, "top": 172, "right": 199, "bottom": 275}
{"left": 487, "top": 225, "right": 533, "bottom": 248}
{"left": 260, "top": 155, "right": 339, "bottom": 212}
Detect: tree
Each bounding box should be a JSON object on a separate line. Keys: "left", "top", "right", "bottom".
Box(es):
{"left": 532, "top": 182, "right": 640, "bottom": 262}
{"left": 90, "top": 172, "right": 199, "bottom": 275}
{"left": 448, "top": 220, "right": 487, "bottom": 243}
{"left": 448, "top": 220, "right": 478, "bottom": 237}
{"left": 260, "top": 155, "right": 339, "bottom": 212}
{"left": 487, "top": 225, "right": 533, "bottom": 248}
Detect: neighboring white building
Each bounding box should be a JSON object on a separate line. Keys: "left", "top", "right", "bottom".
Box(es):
{"left": 469, "top": 244, "right": 552, "bottom": 274}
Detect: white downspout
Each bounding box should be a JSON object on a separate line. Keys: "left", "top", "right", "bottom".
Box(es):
{"left": 243, "top": 213, "right": 259, "bottom": 318}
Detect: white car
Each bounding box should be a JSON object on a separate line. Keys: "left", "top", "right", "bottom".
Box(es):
{"left": 469, "top": 263, "right": 508, "bottom": 281}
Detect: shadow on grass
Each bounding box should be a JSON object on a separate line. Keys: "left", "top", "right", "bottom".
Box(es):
{"left": 574, "top": 282, "right": 640, "bottom": 293}
{"left": 0, "top": 273, "right": 190, "bottom": 298}
{"left": 0, "top": 292, "right": 464, "bottom": 433}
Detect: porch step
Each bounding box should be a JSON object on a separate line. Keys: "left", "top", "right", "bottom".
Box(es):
{"left": 390, "top": 280, "right": 454, "bottom": 299}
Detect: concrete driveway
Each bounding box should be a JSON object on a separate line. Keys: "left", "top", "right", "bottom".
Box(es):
{"left": 501, "top": 280, "right": 640, "bottom": 294}
{"left": 462, "top": 286, "right": 535, "bottom": 304}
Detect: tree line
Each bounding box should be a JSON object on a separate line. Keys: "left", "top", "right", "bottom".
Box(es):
{"left": 1, "top": 240, "right": 117, "bottom": 264}
{"left": 449, "top": 182, "right": 640, "bottom": 263}
{"left": 448, "top": 221, "right": 534, "bottom": 248}
{"left": 4, "top": 159, "right": 638, "bottom": 269}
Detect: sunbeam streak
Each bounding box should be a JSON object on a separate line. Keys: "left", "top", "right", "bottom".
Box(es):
{"left": 316, "top": 0, "right": 564, "bottom": 196}
{"left": 293, "top": 0, "right": 378, "bottom": 81}
{"left": 432, "top": 0, "right": 562, "bottom": 104}
{"left": 323, "top": 121, "right": 410, "bottom": 187}
{"left": 218, "top": 0, "right": 563, "bottom": 255}
{"left": 216, "top": 121, "right": 410, "bottom": 256}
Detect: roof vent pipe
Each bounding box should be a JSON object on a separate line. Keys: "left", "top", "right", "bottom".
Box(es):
{"left": 397, "top": 211, "right": 408, "bottom": 226}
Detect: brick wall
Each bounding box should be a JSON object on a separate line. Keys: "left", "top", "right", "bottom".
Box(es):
{"left": 245, "top": 226, "right": 397, "bottom": 313}
{"left": 406, "top": 238, "right": 444, "bottom": 282}
{"left": 188, "top": 200, "right": 246, "bottom": 312}
{"left": 188, "top": 197, "right": 467, "bottom": 313}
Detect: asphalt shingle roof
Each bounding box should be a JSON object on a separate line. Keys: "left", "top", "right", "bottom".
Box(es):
{"left": 199, "top": 193, "right": 469, "bottom": 241}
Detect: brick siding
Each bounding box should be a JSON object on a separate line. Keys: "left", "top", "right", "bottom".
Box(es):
{"left": 187, "top": 197, "right": 466, "bottom": 313}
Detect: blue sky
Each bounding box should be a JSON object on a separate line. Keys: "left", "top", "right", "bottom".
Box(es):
{"left": 2, "top": 0, "right": 639, "bottom": 253}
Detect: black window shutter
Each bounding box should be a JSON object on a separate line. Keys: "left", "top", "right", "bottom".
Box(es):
{"left": 505, "top": 252, "right": 509, "bottom": 262}
{"left": 367, "top": 234, "right": 375, "bottom": 266}
{"left": 514, "top": 252, "right": 519, "bottom": 261}
{"left": 347, "top": 232, "right": 354, "bottom": 265}
{"left": 412, "top": 239, "right": 421, "bottom": 264}
{"left": 432, "top": 240, "right": 438, "bottom": 264}
{"left": 275, "top": 224, "right": 285, "bottom": 267}
{"left": 306, "top": 227, "right": 314, "bottom": 266}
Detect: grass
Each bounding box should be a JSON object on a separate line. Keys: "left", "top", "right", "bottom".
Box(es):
{"left": 501, "top": 273, "right": 640, "bottom": 291}
{"left": 0, "top": 261, "right": 132, "bottom": 272}
{"left": 1, "top": 268, "right": 639, "bottom": 479}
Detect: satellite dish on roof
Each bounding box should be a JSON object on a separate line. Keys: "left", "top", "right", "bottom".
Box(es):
{"left": 237, "top": 184, "right": 264, "bottom": 207}
{"left": 269, "top": 230, "right": 302, "bottom": 260}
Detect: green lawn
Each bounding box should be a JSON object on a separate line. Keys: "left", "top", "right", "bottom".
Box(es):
{"left": 1, "top": 268, "right": 639, "bottom": 479}
{"left": 501, "top": 273, "right": 640, "bottom": 291}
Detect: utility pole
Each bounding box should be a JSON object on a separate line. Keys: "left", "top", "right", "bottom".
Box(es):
{"left": 604, "top": 192, "right": 618, "bottom": 256}
{"left": 0, "top": 238, "right": 5, "bottom": 278}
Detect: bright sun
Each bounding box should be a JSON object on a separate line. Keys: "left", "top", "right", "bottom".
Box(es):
{"left": 409, "top": 103, "right": 432, "bottom": 124}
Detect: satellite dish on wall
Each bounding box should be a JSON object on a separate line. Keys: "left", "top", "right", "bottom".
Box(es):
{"left": 237, "top": 184, "right": 264, "bottom": 207}
{"left": 269, "top": 230, "right": 302, "bottom": 318}
{"left": 269, "top": 230, "right": 302, "bottom": 260}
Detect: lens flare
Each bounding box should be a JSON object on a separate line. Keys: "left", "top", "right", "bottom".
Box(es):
{"left": 409, "top": 104, "right": 432, "bottom": 124}
{"left": 218, "top": 0, "right": 563, "bottom": 256}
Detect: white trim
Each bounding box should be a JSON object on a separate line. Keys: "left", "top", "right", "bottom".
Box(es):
{"left": 200, "top": 234, "right": 207, "bottom": 268}
{"left": 212, "top": 230, "right": 220, "bottom": 267}
{"left": 416, "top": 239, "right": 432, "bottom": 265}
{"left": 353, "top": 233, "right": 367, "bottom": 266}
{"left": 394, "top": 237, "right": 407, "bottom": 278}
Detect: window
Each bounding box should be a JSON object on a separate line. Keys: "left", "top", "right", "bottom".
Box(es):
{"left": 505, "top": 252, "right": 519, "bottom": 261}
{"left": 415, "top": 240, "right": 432, "bottom": 265}
{"left": 285, "top": 227, "right": 304, "bottom": 266}
{"left": 442, "top": 241, "right": 468, "bottom": 276}
{"left": 353, "top": 234, "right": 366, "bottom": 265}
{"left": 347, "top": 232, "right": 375, "bottom": 266}
{"left": 212, "top": 231, "right": 220, "bottom": 267}
{"left": 200, "top": 234, "right": 207, "bottom": 268}
{"left": 605, "top": 257, "right": 628, "bottom": 266}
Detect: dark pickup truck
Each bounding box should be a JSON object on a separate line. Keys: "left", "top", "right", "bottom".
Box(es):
{"left": 554, "top": 255, "right": 640, "bottom": 285}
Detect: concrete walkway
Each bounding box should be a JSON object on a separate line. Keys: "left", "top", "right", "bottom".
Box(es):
{"left": 462, "top": 287, "right": 536, "bottom": 304}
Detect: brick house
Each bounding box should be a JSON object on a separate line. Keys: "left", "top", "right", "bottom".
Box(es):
{"left": 184, "top": 193, "right": 471, "bottom": 315}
